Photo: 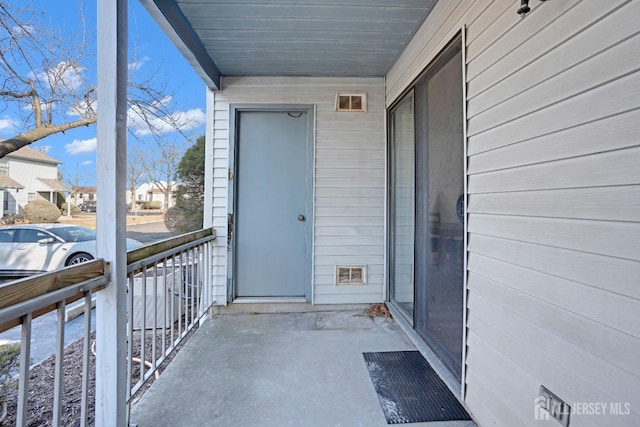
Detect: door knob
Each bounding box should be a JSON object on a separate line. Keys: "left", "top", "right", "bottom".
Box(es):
{"left": 297, "top": 214, "right": 305, "bottom": 221}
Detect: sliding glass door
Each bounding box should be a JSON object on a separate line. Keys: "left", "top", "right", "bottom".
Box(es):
{"left": 413, "top": 45, "right": 464, "bottom": 380}
{"left": 388, "top": 36, "right": 464, "bottom": 381}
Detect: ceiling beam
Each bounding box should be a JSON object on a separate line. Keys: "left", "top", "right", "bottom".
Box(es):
{"left": 141, "top": 0, "right": 221, "bottom": 90}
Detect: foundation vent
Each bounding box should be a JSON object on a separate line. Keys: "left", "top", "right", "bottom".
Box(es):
{"left": 336, "top": 265, "right": 366, "bottom": 285}
{"left": 335, "top": 93, "right": 366, "bottom": 112}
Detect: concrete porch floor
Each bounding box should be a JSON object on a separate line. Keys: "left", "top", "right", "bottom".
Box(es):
{"left": 130, "top": 306, "right": 477, "bottom": 427}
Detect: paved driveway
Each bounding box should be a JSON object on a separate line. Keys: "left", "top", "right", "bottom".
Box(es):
{"left": 127, "top": 221, "right": 175, "bottom": 244}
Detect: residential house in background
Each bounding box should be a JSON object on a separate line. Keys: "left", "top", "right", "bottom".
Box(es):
{"left": 65, "top": 181, "right": 174, "bottom": 212}
{"left": 0, "top": 145, "right": 69, "bottom": 215}
{"left": 127, "top": 181, "right": 175, "bottom": 210}
{"left": 74, "top": 186, "right": 98, "bottom": 205}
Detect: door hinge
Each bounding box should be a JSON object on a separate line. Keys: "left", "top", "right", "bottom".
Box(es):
{"left": 228, "top": 169, "right": 233, "bottom": 181}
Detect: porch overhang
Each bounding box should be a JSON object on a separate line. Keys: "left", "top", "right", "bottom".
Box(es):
{"left": 0, "top": 172, "right": 24, "bottom": 190}
{"left": 36, "top": 178, "right": 71, "bottom": 193}
{"left": 140, "top": 0, "right": 438, "bottom": 91}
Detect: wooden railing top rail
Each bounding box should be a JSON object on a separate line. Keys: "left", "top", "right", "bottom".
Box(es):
{"left": 0, "top": 260, "right": 106, "bottom": 310}
{"left": 126, "top": 227, "right": 215, "bottom": 265}
{"left": 0, "top": 259, "right": 107, "bottom": 332}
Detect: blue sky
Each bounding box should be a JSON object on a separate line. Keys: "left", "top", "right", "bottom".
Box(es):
{"left": 0, "top": 0, "right": 207, "bottom": 186}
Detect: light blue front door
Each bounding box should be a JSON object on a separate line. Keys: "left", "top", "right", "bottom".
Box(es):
{"left": 235, "top": 110, "right": 311, "bottom": 298}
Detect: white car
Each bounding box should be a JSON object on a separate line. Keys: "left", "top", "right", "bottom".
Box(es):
{"left": 0, "top": 224, "right": 143, "bottom": 279}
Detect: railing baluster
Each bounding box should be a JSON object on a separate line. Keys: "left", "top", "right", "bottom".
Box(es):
{"left": 127, "top": 271, "right": 135, "bottom": 401}
{"left": 53, "top": 300, "right": 66, "bottom": 425}
{"left": 190, "top": 247, "right": 195, "bottom": 323}
{"left": 17, "top": 312, "right": 32, "bottom": 427}
{"left": 200, "top": 243, "right": 206, "bottom": 317}
{"left": 205, "top": 241, "right": 212, "bottom": 310}
{"left": 196, "top": 245, "right": 202, "bottom": 318}
{"left": 177, "top": 251, "right": 183, "bottom": 340}
{"left": 187, "top": 247, "right": 191, "bottom": 331}
{"left": 140, "top": 265, "right": 147, "bottom": 386}
{"left": 198, "top": 246, "right": 202, "bottom": 316}
{"left": 207, "top": 242, "right": 211, "bottom": 309}
{"left": 170, "top": 253, "right": 176, "bottom": 351}
{"left": 191, "top": 247, "right": 196, "bottom": 326}
{"left": 162, "top": 257, "right": 167, "bottom": 359}
{"left": 80, "top": 291, "right": 92, "bottom": 427}
{"left": 152, "top": 262, "right": 158, "bottom": 376}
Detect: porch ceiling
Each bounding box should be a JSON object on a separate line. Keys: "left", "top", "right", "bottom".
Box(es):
{"left": 140, "top": 0, "right": 438, "bottom": 90}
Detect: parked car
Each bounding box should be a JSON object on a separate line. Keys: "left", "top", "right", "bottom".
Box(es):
{"left": 79, "top": 202, "right": 97, "bottom": 213}
{"left": 0, "top": 224, "right": 143, "bottom": 279}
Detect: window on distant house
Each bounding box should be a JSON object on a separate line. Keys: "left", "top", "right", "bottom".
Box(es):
{"left": 28, "top": 193, "right": 36, "bottom": 202}
{"left": 3, "top": 191, "right": 8, "bottom": 211}
{"left": 0, "top": 161, "right": 8, "bottom": 175}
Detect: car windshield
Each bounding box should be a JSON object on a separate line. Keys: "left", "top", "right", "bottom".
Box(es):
{"left": 48, "top": 226, "right": 96, "bottom": 242}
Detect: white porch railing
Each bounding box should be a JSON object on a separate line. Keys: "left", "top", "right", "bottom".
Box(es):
{"left": 124, "top": 228, "right": 216, "bottom": 413}
{"left": 0, "top": 260, "right": 108, "bottom": 427}
{"left": 0, "top": 228, "right": 216, "bottom": 426}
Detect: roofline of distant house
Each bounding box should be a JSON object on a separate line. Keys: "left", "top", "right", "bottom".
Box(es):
{"left": 0, "top": 141, "right": 61, "bottom": 165}
{"left": 8, "top": 153, "right": 60, "bottom": 165}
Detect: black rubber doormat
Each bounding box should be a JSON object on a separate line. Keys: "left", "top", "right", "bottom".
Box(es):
{"left": 363, "top": 351, "right": 471, "bottom": 424}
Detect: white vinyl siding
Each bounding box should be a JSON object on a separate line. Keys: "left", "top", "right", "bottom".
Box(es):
{"left": 210, "top": 77, "right": 386, "bottom": 305}
{"left": 387, "top": 0, "right": 640, "bottom": 426}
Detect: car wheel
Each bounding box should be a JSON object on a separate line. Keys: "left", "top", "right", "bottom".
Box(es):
{"left": 66, "top": 252, "right": 94, "bottom": 266}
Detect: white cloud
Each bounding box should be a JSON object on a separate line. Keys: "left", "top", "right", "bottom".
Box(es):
{"left": 67, "top": 98, "right": 96, "bottom": 118}
{"left": 23, "top": 101, "right": 54, "bottom": 115}
{"left": 29, "top": 61, "right": 86, "bottom": 92}
{"left": 0, "top": 116, "right": 19, "bottom": 133}
{"left": 66, "top": 138, "right": 97, "bottom": 155}
{"left": 129, "top": 56, "right": 151, "bottom": 72}
{"left": 11, "top": 24, "right": 35, "bottom": 36}
{"left": 81, "top": 160, "right": 93, "bottom": 166}
{"left": 172, "top": 109, "right": 207, "bottom": 130}
{"left": 131, "top": 107, "right": 206, "bottom": 136}
{"left": 127, "top": 96, "right": 172, "bottom": 134}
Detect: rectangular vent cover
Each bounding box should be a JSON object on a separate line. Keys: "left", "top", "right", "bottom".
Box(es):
{"left": 336, "top": 265, "right": 366, "bottom": 285}
{"left": 336, "top": 93, "right": 366, "bottom": 112}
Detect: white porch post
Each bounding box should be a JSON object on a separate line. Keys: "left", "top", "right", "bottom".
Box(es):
{"left": 96, "top": 0, "right": 128, "bottom": 425}
{"left": 203, "top": 88, "right": 215, "bottom": 229}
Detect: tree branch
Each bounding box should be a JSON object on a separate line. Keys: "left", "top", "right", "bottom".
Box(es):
{"left": 0, "top": 117, "right": 96, "bottom": 158}
{"left": 0, "top": 89, "right": 33, "bottom": 99}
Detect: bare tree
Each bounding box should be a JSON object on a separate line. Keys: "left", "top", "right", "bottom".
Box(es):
{"left": 141, "top": 138, "right": 182, "bottom": 212}
{"left": 127, "top": 148, "right": 145, "bottom": 215}
{"left": 60, "top": 163, "right": 90, "bottom": 217}
{"left": 0, "top": 1, "right": 194, "bottom": 158}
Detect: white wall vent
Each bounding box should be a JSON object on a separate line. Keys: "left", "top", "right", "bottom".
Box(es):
{"left": 335, "top": 93, "right": 366, "bottom": 112}
{"left": 336, "top": 265, "right": 366, "bottom": 285}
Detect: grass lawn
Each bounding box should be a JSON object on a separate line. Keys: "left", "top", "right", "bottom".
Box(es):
{"left": 57, "top": 212, "right": 165, "bottom": 229}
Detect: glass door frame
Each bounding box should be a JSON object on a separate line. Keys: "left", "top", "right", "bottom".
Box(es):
{"left": 386, "top": 32, "right": 468, "bottom": 387}
{"left": 387, "top": 89, "right": 416, "bottom": 325}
